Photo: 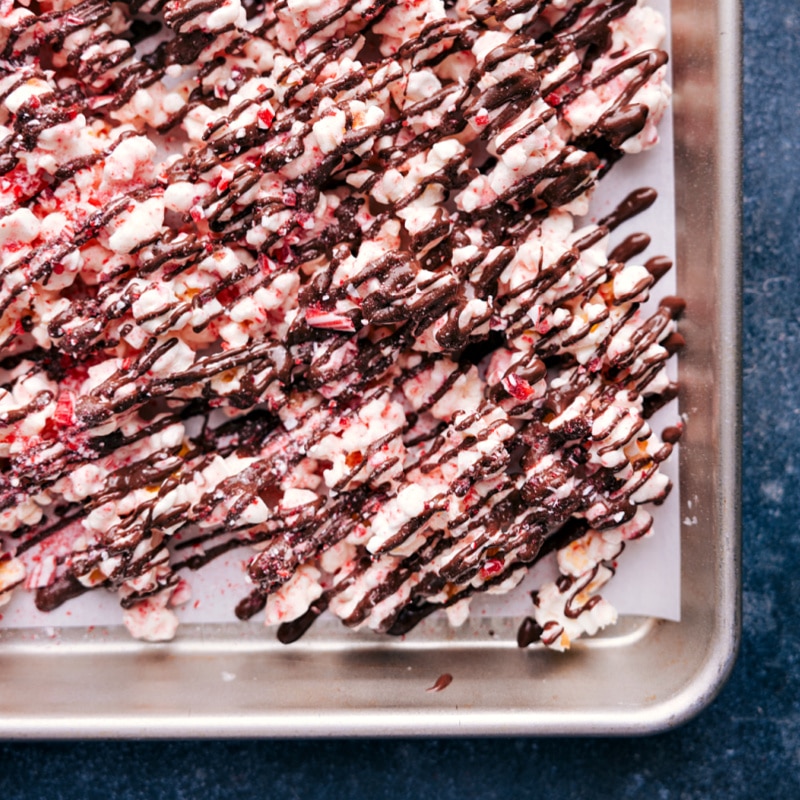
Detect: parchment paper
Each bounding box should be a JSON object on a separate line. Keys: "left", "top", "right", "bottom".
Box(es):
{"left": 1, "top": 0, "right": 679, "bottom": 631}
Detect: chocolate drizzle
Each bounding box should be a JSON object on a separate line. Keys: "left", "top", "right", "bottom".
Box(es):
{"left": 0, "top": 0, "right": 679, "bottom": 645}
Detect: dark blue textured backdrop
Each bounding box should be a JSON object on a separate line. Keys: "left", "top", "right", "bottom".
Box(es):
{"left": 2, "top": 2, "right": 798, "bottom": 797}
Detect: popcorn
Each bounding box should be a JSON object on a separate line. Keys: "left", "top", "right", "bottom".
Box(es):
{"left": 0, "top": 548, "right": 25, "bottom": 607}
{"left": 0, "top": 0, "right": 679, "bottom": 650}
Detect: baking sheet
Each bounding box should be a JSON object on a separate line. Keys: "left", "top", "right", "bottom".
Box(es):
{"left": 0, "top": 0, "right": 740, "bottom": 738}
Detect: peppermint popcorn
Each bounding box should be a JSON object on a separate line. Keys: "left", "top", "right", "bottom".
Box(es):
{"left": 0, "top": 0, "right": 680, "bottom": 650}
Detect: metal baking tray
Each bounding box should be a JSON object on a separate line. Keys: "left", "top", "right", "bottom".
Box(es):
{"left": 0, "top": 0, "right": 740, "bottom": 738}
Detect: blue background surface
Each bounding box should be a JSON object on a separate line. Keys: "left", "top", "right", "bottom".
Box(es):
{"left": 2, "top": 2, "right": 798, "bottom": 796}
